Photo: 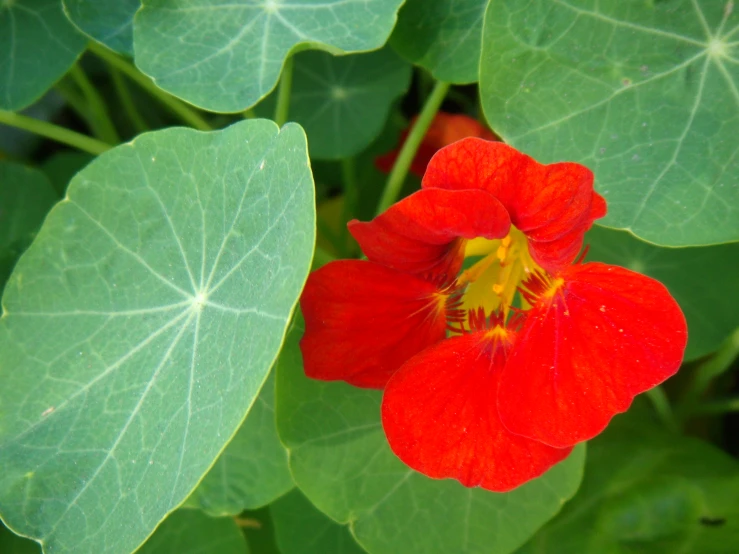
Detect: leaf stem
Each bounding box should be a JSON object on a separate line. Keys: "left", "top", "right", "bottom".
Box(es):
{"left": 376, "top": 80, "right": 449, "bottom": 215}
{"left": 88, "top": 42, "right": 212, "bottom": 132}
{"left": 69, "top": 64, "right": 120, "bottom": 144}
{"left": 110, "top": 67, "right": 148, "bottom": 134}
{"left": 0, "top": 109, "right": 112, "bottom": 155}
{"left": 274, "top": 55, "right": 294, "bottom": 127}
{"left": 693, "top": 397, "right": 739, "bottom": 415}
{"left": 645, "top": 386, "right": 679, "bottom": 433}
{"left": 340, "top": 156, "right": 358, "bottom": 256}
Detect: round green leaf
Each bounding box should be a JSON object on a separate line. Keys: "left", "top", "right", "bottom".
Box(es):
{"left": 516, "top": 400, "right": 739, "bottom": 554}
{"left": 137, "top": 509, "right": 248, "bottom": 554}
{"left": 255, "top": 47, "right": 412, "bottom": 159}
{"left": 271, "top": 489, "right": 365, "bottom": 554}
{"left": 480, "top": 0, "right": 739, "bottom": 246}
{"left": 0, "top": 119, "right": 315, "bottom": 554}
{"left": 133, "top": 0, "right": 406, "bottom": 113}
{"left": 0, "top": 161, "right": 58, "bottom": 289}
{"left": 585, "top": 225, "right": 739, "bottom": 361}
{"left": 390, "top": 0, "right": 487, "bottom": 83}
{"left": 0, "top": 0, "right": 87, "bottom": 110}
{"left": 185, "top": 370, "right": 294, "bottom": 516}
{"left": 62, "top": 0, "right": 140, "bottom": 55}
{"left": 276, "top": 315, "right": 586, "bottom": 554}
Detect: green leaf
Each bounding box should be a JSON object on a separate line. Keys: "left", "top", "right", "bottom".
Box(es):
{"left": 0, "top": 0, "right": 87, "bottom": 110}
{"left": 242, "top": 507, "right": 281, "bottom": 554}
{"left": 586, "top": 225, "right": 739, "bottom": 361}
{"left": 0, "top": 161, "right": 58, "bottom": 289}
{"left": 137, "top": 509, "right": 248, "bottom": 554}
{"left": 480, "top": 0, "right": 739, "bottom": 246}
{"left": 0, "top": 119, "right": 315, "bottom": 554}
{"left": 62, "top": 0, "right": 140, "bottom": 55}
{"left": 41, "top": 151, "right": 94, "bottom": 196}
{"left": 0, "top": 520, "right": 41, "bottom": 554}
{"left": 133, "top": 0, "right": 406, "bottom": 112}
{"left": 390, "top": 0, "right": 487, "bottom": 83}
{"left": 271, "top": 489, "right": 365, "bottom": 554}
{"left": 255, "top": 47, "right": 411, "bottom": 159}
{"left": 515, "top": 400, "right": 739, "bottom": 554}
{"left": 185, "top": 371, "right": 294, "bottom": 516}
{"left": 276, "top": 315, "right": 586, "bottom": 554}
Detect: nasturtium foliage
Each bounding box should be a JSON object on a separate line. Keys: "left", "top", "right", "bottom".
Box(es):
{"left": 255, "top": 47, "right": 412, "bottom": 159}
{"left": 136, "top": 509, "right": 248, "bottom": 554}
{"left": 134, "top": 0, "right": 406, "bottom": 113}
{"left": 271, "top": 489, "right": 365, "bottom": 554}
{"left": 0, "top": 0, "right": 87, "bottom": 110}
{"left": 62, "top": 0, "right": 140, "bottom": 55}
{"left": 390, "top": 0, "right": 487, "bottom": 84}
{"left": 586, "top": 225, "right": 739, "bottom": 361}
{"left": 0, "top": 519, "right": 40, "bottom": 554}
{"left": 276, "top": 315, "right": 586, "bottom": 554}
{"left": 0, "top": 120, "right": 315, "bottom": 554}
{"left": 0, "top": 161, "right": 58, "bottom": 289}
{"left": 41, "top": 151, "right": 94, "bottom": 196}
{"left": 515, "top": 400, "right": 739, "bottom": 554}
{"left": 480, "top": 0, "right": 739, "bottom": 246}
{"left": 185, "top": 371, "right": 294, "bottom": 516}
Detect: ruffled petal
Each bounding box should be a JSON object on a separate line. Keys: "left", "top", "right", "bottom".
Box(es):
{"left": 422, "top": 138, "right": 603, "bottom": 271}
{"left": 382, "top": 333, "right": 573, "bottom": 491}
{"left": 349, "top": 188, "right": 510, "bottom": 280}
{"left": 498, "top": 263, "right": 688, "bottom": 448}
{"left": 300, "top": 260, "right": 449, "bottom": 389}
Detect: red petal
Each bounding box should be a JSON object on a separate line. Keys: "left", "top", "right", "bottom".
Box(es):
{"left": 349, "top": 188, "right": 510, "bottom": 279}
{"left": 299, "top": 260, "right": 448, "bottom": 389}
{"left": 422, "top": 138, "right": 602, "bottom": 271}
{"left": 382, "top": 333, "right": 572, "bottom": 491}
{"left": 498, "top": 263, "right": 688, "bottom": 448}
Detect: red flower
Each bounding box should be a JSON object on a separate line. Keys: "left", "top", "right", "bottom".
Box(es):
{"left": 300, "top": 138, "right": 687, "bottom": 491}
{"left": 376, "top": 112, "right": 497, "bottom": 177}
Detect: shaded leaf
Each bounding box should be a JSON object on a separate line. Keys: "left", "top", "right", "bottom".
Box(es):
{"left": 0, "top": 0, "right": 86, "bottom": 110}
{"left": 586, "top": 225, "right": 739, "bottom": 360}
{"left": 480, "top": 0, "right": 739, "bottom": 246}
{"left": 276, "top": 314, "right": 586, "bottom": 554}
{"left": 185, "top": 371, "right": 294, "bottom": 516}
{"left": 390, "top": 0, "right": 487, "bottom": 83}
{"left": 134, "top": 0, "right": 406, "bottom": 112}
{"left": 0, "top": 120, "right": 315, "bottom": 554}
{"left": 0, "top": 520, "right": 41, "bottom": 554}
{"left": 62, "top": 0, "right": 139, "bottom": 55}
{"left": 137, "top": 509, "right": 248, "bottom": 554}
{"left": 41, "top": 151, "right": 94, "bottom": 196}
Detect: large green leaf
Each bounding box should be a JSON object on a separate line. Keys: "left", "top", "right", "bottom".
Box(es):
{"left": 586, "top": 225, "right": 739, "bottom": 361}
{"left": 0, "top": 119, "right": 315, "bottom": 554}
{"left": 0, "top": 161, "right": 58, "bottom": 289}
{"left": 255, "top": 47, "right": 411, "bottom": 159}
{"left": 137, "top": 509, "right": 248, "bottom": 554}
{"left": 276, "top": 315, "right": 586, "bottom": 554}
{"left": 480, "top": 0, "right": 739, "bottom": 246}
{"left": 390, "top": 0, "right": 487, "bottom": 83}
{"left": 185, "top": 371, "right": 294, "bottom": 516}
{"left": 271, "top": 489, "right": 365, "bottom": 554}
{"left": 0, "top": 0, "right": 87, "bottom": 110}
{"left": 62, "top": 0, "right": 140, "bottom": 55}
{"left": 133, "top": 0, "right": 406, "bottom": 112}
{"left": 516, "top": 400, "right": 739, "bottom": 553}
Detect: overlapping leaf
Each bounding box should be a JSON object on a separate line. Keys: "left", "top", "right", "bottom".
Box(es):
{"left": 481, "top": 0, "right": 739, "bottom": 246}
{"left": 516, "top": 400, "right": 739, "bottom": 553}
{"left": 0, "top": 120, "right": 315, "bottom": 554}
{"left": 62, "top": 0, "right": 140, "bottom": 55}
{"left": 586, "top": 225, "right": 739, "bottom": 360}
{"left": 137, "top": 510, "right": 248, "bottom": 554}
{"left": 134, "top": 0, "right": 406, "bottom": 112}
{"left": 0, "top": 0, "right": 87, "bottom": 110}
{"left": 390, "top": 0, "right": 487, "bottom": 83}
{"left": 276, "top": 315, "right": 586, "bottom": 554}
{"left": 256, "top": 47, "right": 411, "bottom": 159}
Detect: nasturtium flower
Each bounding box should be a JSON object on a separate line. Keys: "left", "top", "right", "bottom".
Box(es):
{"left": 376, "top": 111, "right": 497, "bottom": 177}
{"left": 300, "top": 138, "right": 687, "bottom": 491}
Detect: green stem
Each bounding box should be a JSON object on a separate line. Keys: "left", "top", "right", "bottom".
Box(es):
{"left": 88, "top": 42, "right": 212, "bottom": 132}
{"left": 693, "top": 397, "right": 739, "bottom": 415}
{"left": 311, "top": 245, "right": 336, "bottom": 270}
{"left": 0, "top": 110, "right": 112, "bottom": 155}
{"left": 110, "top": 67, "right": 148, "bottom": 134}
{"left": 70, "top": 64, "right": 120, "bottom": 144}
{"left": 340, "top": 157, "right": 358, "bottom": 256}
{"left": 376, "top": 81, "right": 450, "bottom": 215}
{"left": 274, "top": 55, "right": 294, "bottom": 127}
{"left": 54, "top": 79, "right": 92, "bottom": 126}
{"left": 646, "top": 386, "right": 679, "bottom": 433}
